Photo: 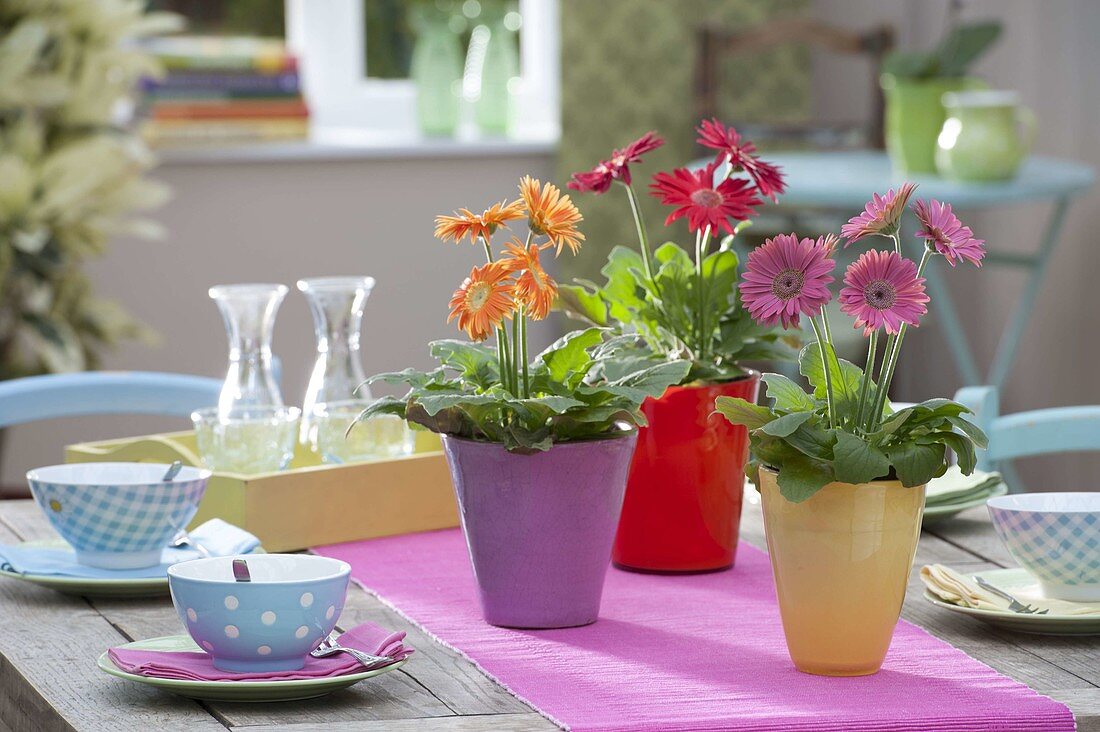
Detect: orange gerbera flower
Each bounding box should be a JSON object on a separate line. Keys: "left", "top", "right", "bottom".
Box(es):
{"left": 434, "top": 200, "right": 525, "bottom": 244}
{"left": 447, "top": 262, "right": 516, "bottom": 341}
{"left": 518, "top": 176, "right": 585, "bottom": 256}
{"left": 501, "top": 238, "right": 558, "bottom": 320}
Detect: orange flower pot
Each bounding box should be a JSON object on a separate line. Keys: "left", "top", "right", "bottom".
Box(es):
{"left": 758, "top": 468, "right": 925, "bottom": 676}
{"left": 612, "top": 375, "right": 759, "bottom": 573}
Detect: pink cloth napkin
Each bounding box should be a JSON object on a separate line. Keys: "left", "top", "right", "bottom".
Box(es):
{"left": 108, "top": 623, "right": 413, "bottom": 682}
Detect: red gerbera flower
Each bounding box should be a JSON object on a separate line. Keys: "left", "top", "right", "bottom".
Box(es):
{"left": 568, "top": 132, "right": 664, "bottom": 193}
{"left": 649, "top": 160, "right": 762, "bottom": 235}
{"left": 696, "top": 118, "right": 786, "bottom": 201}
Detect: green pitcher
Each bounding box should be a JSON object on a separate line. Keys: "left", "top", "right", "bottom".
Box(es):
{"left": 881, "top": 74, "right": 983, "bottom": 175}
{"left": 935, "top": 90, "right": 1036, "bottom": 182}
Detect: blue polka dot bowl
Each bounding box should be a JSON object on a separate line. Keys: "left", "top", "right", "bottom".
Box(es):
{"left": 26, "top": 462, "right": 210, "bottom": 570}
{"left": 988, "top": 492, "right": 1100, "bottom": 602}
{"left": 168, "top": 554, "right": 351, "bottom": 672}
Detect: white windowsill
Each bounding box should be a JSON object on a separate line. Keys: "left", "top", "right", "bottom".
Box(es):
{"left": 155, "top": 126, "right": 560, "bottom": 166}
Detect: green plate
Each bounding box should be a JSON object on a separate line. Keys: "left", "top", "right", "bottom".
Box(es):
{"left": 0, "top": 540, "right": 263, "bottom": 598}
{"left": 97, "top": 635, "right": 405, "bottom": 702}
{"left": 922, "top": 483, "right": 1008, "bottom": 525}
{"left": 923, "top": 567, "right": 1100, "bottom": 635}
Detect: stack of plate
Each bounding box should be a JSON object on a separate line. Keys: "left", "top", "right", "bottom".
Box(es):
{"left": 923, "top": 466, "right": 1007, "bottom": 525}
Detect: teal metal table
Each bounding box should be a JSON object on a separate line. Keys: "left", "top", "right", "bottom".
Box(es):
{"left": 710, "top": 150, "right": 1095, "bottom": 388}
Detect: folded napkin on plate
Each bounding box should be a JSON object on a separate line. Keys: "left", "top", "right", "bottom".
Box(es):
{"left": 921, "top": 564, "right": 1100, "bottom": 615}
{"left": 0, "top": 519, "right": 260, "bottom": 579}
{"left": 925, "top": 466, "right": 1004, "bottom": 506}
{"left": 108, "top": 623, "right": 413, "bottom": 682}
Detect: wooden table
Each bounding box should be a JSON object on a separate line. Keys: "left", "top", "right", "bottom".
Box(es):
{"left": 0, "top": 496, "right": 1096, "bottom": 732}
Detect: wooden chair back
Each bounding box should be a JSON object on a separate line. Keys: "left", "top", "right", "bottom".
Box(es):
{"left": 694, "top": 18, "right": 895, "bottom": 148}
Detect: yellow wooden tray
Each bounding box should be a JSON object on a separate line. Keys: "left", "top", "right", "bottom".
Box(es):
{"left": 65, "top": 431, "right": 457, "bottom": 552}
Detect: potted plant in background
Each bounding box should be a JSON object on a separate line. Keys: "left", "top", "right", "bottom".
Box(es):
{"left": 717, "top": 185, "right": 987, "bottom": 676}
{"left": 359, "top": 176, "right": 690, "bottom": 629}
{"left": 880, "top": 3, "right": 1001, "bottom": 174}
{"left": 562, "top": 120, "right": 794, "bottom": 574}
{"left": 0, "top": 2, "right": 179, "bottom": 379}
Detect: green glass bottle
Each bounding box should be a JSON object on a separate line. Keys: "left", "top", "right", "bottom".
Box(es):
{"left": 474, "top": 4, "right": 518, "bottom": 136}
{"left": 410, "top": 7, "right": 462, "bottom": 137}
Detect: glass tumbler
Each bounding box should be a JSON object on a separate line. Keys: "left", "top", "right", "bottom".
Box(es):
{"left": 314, "top": 400, "right": 415, "bottom": 465}
{"left": 192, "top": 406, "right": 300, "bottom": 475}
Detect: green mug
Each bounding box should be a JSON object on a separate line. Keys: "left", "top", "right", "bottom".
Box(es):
{"left": 881, "top": 74, "right": 984, "bottom": 175}
{"left": 935, "top": 90, "right": 1036, "bottom": 182}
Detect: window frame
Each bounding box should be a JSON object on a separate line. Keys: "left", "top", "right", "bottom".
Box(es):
{"left": 285, "top": 0, "right": 559, "bottom": 141}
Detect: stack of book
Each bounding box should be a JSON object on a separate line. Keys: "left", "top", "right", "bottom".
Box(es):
{"left": 139, "top": 36, "right": 309, "bottom": 146}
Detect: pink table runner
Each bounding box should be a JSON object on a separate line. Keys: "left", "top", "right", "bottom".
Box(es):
{"left": 315, "top": 529, "right": 1074, "bottom": 731}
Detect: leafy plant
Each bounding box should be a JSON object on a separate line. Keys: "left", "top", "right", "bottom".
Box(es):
{"left": 362, "top": 330, "right": 689, "bottom": 452}
{"left": 357, "top": 175, "right": 690, "bottom": 451}
{"left": 716, "top": 184, "right": 987, "bottom": 503}
{"left": 0, "top": 1, "right": 181, "bottom": 378}
{"left": 882, "top": 20, "right": 1002, "bottom": 81}
{"left": 560, "top": 238, "right": 797, "bottom": 382}
{"left": 564, "top": 121, "right": 797, "bottom": 385}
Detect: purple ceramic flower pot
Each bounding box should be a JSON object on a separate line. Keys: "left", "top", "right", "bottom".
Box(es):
{"left": 441, "top": 432, "right": 638, "bottom": 629}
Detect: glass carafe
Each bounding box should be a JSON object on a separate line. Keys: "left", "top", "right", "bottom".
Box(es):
{"left": 209, "top": 283, "right": 288, "bottom": 415}
{"left": 297, "top": 276, "right": 375, "bottom": 450}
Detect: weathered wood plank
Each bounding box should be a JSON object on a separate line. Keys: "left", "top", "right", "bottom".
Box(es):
{"left": 239, "top": 712, "right": 556, "bottom": 731}
{"left": 922, "top": 506, "right": 1016, "bottom": 566}
{"left": 0, "top": 513, "right": 223, "bottom": 732}
{"left": 1046, "top": 690, "right": 1100, "bottom": 732}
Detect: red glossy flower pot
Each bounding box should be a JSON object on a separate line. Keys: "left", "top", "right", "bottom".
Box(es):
{"left": 612, "top": 373, "right": 760, "bottom": 573}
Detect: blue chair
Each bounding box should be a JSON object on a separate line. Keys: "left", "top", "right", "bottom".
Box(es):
{"left": 954, "top": 385, "right": 1100, "bottom": 492}
{"left": 0, "top": 371, "right": 222, "bottom": 429}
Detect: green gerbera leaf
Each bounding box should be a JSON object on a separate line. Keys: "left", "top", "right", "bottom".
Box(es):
{"left": 759, "top": 411, "right": 813, "bottom": 438}
{"left": 761, "top": 373, "right": 816, "bottom": 412}
{"left": 715, "top": 396, "right": 776, "bottom": 430}
{"left": 832, "top": 429, "right": 891, "bottom": 484}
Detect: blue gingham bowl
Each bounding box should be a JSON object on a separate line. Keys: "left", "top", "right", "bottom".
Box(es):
{"left": 26, "top": 462, "right": 210, "bottom": 570}
{"left": 988, "top": 492, "right": 1100, "bottom": 601}
{"left": 169, "top": 554, "right": 350, "bottom": 672}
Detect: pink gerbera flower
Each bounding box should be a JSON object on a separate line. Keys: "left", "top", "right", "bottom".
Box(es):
{"left": 649, "top": 160, "right": 762, "bottom": 235}
{"left": 841, "top": 183, "right": 917, "bottom": 244}
{"left": 696, "top": 118, "right": 786, "bottom": 201}
{"left": 568, "top": 132, "right": 665, "bottom": 193}
{"left": 839, "top": 250, "right": 929, "bottom": 336}
{"left": 913, "top": 199, "right": 985, "bottom": 267}
{"left": 740, "top": 233, "right": 836, "bottom": 329}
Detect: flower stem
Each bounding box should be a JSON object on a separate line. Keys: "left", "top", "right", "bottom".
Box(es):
{"left": 520, "top": 309, "right": 530, "bottom": 398}
{"left": 510, "top": 314, "right": 520, "bottom": 397}
{"left": 623, "top": 182, "right": 657, "bottom": 284}
{"left": 809, "top": 316, "right": 836, "bottom": 429}
{"left": 855, "top": 330, "right": 879, "bottom": 432}
{"left": 695, "top": 225, "right": 712, "bottom": 361}
{"left": 868, "top": 246, "right": 935, "bottom": 430}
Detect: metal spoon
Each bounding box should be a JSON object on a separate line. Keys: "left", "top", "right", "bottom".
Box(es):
{"left": 309, "top": 632, "right": 393, "bottom": 668}
{"left": 161, "top": 461, "right": 183, "bottom": 481}
{"left": 171, "top": 531, "right": 211, "bottom": 558}
{"left": 973, "top": 575, "right": 1049, "bottom": 614}
{"left": 232, "top": 558, "right": 251, "bottom": 582}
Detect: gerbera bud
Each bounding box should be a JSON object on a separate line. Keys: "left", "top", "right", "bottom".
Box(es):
{"left": 841, "top": 183, "right": 917, "bottom": 245}
{"left": 913, "top": 199, "right": 985, "bottom": 268}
